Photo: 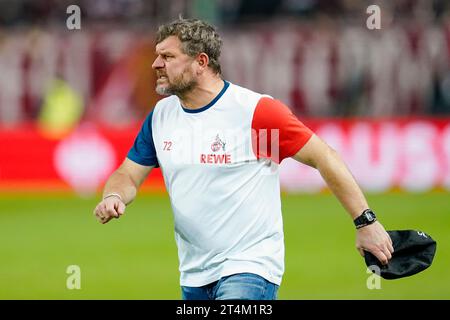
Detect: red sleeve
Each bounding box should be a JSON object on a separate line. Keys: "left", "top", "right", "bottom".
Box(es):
{"left": 251, "top": 97, "right": 313, "bottom": 163}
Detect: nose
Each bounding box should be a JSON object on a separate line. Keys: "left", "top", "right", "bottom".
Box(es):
{"left": 152, "top": 55, "right": 164, "bottom": 69}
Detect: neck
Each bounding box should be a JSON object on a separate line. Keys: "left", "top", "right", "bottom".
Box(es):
{"left": 179, "top": 76, "right": 224, "bottom": 110}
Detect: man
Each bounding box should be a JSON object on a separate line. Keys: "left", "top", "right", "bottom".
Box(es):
{"left": 93, "top": 18, "right": 394, "bottom": 300}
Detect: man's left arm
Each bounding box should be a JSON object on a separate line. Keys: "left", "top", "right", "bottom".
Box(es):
{"left": 292, "top": 134, "right": 394, "bottom": 265}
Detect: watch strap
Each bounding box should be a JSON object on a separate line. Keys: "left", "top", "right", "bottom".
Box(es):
{"left": 354, "top": 209, "right": 377, "bottom": 229}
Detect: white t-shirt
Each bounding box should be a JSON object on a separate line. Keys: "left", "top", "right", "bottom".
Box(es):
{"left": 128, "top": 80, "right": 313, "bottom": 286}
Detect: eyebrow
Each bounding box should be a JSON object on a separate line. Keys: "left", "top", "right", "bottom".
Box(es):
{"left": 155, "top": 50, "right": 174, "bottom": 55}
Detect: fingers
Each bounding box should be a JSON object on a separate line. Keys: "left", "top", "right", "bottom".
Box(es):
{"left": 117, "top": 201, "right": 126, "bottom": 216}
{"left": 388, "top": 234, "right": 393, "bottom": 246}
{"left": 357, "top": 245, "right": 390, "bottom": 265}
{"left": 93, "top": 198, "right": 126, "bottom": 224}
{"left": 357, "top": 248, "right": 365, "bottom": 257}
{"left": 93, "top": 203, "right": 109, "bottom": 224}
{"left": 369, "top": 242, "right": 393, "bottom": 265}
{"left": 387, "top": 234, "right": 394, "bottom": 254}
{"left": 93, "top": 203, "right": 103, "bottom": 222}
{"left": 380, "top": 233, "right": 394, "bottom": 262}
{"left": 387, "top": 241, "right": 394, "bottom": 255}
{"left": 356, "top": 224, "right": 394, "bottom": 265}
{"left": 105, "top": 201, "right": 119, "bottom": 218}
{"left": 372, "top": 248, "right": 390, "bottom": 265}
{"left": 99, "top": 215, "right": 113, "bottom": 224}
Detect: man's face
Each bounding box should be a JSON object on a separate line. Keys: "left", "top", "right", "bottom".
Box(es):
{"left": 152, "top": 36, "right": 198, "bottom": 96}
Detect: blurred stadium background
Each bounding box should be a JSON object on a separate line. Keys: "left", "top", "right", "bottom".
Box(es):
{"left": 1, "top": 0, "right": 450, "bottom": 299}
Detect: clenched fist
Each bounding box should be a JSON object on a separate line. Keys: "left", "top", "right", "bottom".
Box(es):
{"left": 93, "top": 194, "right": 126, "bottom": 224}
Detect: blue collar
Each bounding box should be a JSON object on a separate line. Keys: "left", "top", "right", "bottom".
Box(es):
{"left": 181, "top": 80, "right": 230, "bottom": 114}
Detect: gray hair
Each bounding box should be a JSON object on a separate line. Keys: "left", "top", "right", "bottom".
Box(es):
{"left": 156, "top": 18, "right": 223, "bottom": 75}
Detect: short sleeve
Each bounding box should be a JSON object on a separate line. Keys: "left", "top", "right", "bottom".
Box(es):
{"left": 127, "top": 111, "right": 159, "bottom": 167}
{"left": 251, "top": 97, "right": 313, "bottom": 163}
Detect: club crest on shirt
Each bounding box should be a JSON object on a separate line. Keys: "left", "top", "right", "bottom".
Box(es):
{"left": 201, "top": 134, "right": 231, "bottom": 164}
{"left": 211, "top": 134, "right": 226, "bottom": 152}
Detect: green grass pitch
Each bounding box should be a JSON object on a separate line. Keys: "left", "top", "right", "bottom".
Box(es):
{"left": 0, "top": 191, "right": 449, "bottom": 299}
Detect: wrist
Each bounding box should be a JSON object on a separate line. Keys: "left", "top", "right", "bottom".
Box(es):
{"left": 103, "top": 192, "right": 124, "bottom": 203}
{"left": 353, "top": 209, "right": 377, "bottom": 229}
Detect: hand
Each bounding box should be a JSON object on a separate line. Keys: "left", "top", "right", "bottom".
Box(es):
{"left": 93, "top": 196, "right": 126, "bottom": 224}
{"left": 356, "top": 221, "right": 394, "bottom": 265}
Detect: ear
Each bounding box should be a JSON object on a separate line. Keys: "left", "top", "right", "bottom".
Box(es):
{"left": 196, "top": 53, "right": 209, "bottom": 73}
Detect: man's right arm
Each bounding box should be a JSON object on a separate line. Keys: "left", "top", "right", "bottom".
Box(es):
{"left": 93, "top": 158, "right": 154, "bottom": 224}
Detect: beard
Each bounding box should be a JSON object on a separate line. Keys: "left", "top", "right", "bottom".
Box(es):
{"left": 156, "top": 67, "right": 197, "bottom": 97}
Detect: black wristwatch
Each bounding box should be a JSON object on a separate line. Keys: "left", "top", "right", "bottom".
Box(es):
{"left": 354, "top": 209, "right": 377, "bottom": 229}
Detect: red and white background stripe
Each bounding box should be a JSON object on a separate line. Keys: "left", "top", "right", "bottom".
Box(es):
{"left": 280, "top": 118, "right": 450, "bottom": 193}
{"left": 1, "top": 118, "right": 449, "bottom": 193}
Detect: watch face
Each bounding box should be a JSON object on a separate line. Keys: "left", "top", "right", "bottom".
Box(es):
{"left": 365, "top": 212, "right": 374, "bottom": 222}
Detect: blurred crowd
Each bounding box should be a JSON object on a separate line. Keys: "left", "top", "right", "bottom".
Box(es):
{"left": 1, "top": 0, "right": 449, "bottom": 27}
{"left": 1, "top": 0, "right": 450, "bottom": 126}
